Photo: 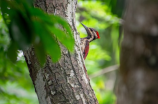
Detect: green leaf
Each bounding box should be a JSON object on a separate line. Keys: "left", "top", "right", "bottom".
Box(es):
{"left": 34, "top": 41, "right": 47, "bottom": 66}
{"left": 8, "top": 12, "right": 32, "bottom": 50}
{"left": 0, "top": 0, "right": 11, "bottom": 24}
{"left": 7, "top": 41, "right": 18, "bottom": 63}
{"left": 52, "top": 15, "right": 73, "bottom": 36}
{"left": 109, "top": 0, "right": 125, "bottom": 18}
{"left": 29, "top": 8, "right": 55, "bottom": 26}
{"left": 30, "top": 8, "right": 74, "bottom": 52}
{"left": 1, "top": 0, "right": 74, "bottom": 63}
{"left": 33, "top": 21, "right": 61, "bottom": 62}
{"left": 47, "top": 26, "right": 74, "bottom": 52}
{"left": 25, "top": 0, "right": 34, "bottom": 6}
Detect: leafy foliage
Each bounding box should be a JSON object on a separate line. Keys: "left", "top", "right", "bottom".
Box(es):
{"left": 0, "top": 15, "right": 38, "bottom": 103}
{"left": 0, "top": 0, "right": 74, "bottom": 64}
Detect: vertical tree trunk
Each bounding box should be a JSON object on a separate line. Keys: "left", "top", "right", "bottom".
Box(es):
{"left": 24, "top": 0, "right": 98, "bottom": 104}
{"left": 117, "top": 0, "right": 158, "bottom": 104}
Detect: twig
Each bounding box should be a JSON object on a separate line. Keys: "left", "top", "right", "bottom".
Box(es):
{"left": 89, "top": 65, "right": 119, "bottom": 79}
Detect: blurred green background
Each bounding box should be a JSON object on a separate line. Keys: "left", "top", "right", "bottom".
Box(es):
{"left": 0, "top": 0, "right": 122, "bottom": 104}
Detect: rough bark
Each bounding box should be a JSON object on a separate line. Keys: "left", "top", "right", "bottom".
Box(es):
{"left": 24, "top": 0, "right": 98, "bottom": 104}
{"left": 117, "top": 0, "right": 158, "bottom": 104}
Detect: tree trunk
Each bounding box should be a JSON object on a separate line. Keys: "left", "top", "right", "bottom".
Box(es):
{"left": 117, "top": 0, "right": 158, "bottom": 104}
{"left": 23, "top": 0, "right": 98, "bottom": 104}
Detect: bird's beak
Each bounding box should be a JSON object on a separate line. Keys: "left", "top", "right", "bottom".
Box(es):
{"left": 81, "top": 23, "right": 92, "bottom": 37}
{"left": 81, "top": 23, "right": 88, "bottom": 30}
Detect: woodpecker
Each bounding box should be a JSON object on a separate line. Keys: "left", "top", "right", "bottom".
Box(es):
{"left": 80, "top": 23, "right": 100, "bottom": 60}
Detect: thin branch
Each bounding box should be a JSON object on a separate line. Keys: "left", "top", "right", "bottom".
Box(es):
{"left": 89, "top": 65, "right": 119, "bottom": 79}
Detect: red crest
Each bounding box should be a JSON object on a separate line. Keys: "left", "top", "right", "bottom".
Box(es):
{"left": 96, "top": 31, "right": 100, "bottom": 39}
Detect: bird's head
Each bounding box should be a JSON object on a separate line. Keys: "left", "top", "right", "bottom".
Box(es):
{"left": 81, "top": 23, "right": 100, "bottom": 41}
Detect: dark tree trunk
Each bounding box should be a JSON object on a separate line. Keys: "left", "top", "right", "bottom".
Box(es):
{"left": 24, "top": 0, "right": 98, "bottom": 104}
{"left": 117, "top": 0, "right": 158, "bottom": 104}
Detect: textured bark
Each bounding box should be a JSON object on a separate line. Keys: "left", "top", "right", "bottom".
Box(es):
{"left": 24, "top": 0, "right": 98, "bottom": 104}
{"left": 117, "top": 0, "right": 158, "bottom": 104}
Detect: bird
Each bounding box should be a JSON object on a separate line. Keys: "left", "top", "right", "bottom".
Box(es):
{"left": 80, "top": 23, "right": 100, "bottom": 60}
